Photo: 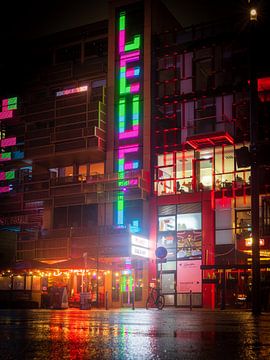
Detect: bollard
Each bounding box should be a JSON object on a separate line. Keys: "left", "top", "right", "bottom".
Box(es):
{"left": 132, "top": 291, "right": 135, "bottom": 310}
{"left": 105, "top": 291, "right": 108, "bottom": 310}
{"left": 189, "top": 290, "right": 192, "bottom": 311}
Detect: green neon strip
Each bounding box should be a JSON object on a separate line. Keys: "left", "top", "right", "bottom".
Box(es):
{"left": 125, "top": 35, "right": 141, "bottom": 52}
{"left": 132, "top": 95, "right": 140, "bottom": 125}
{"left": 8, "top": 97, "right": 17, "bottom": 110}
{"left": 119, "top": 13, "right": 125, "bottom": 31}
{"left": 2, "top": 152, "right": 11, "bottom": 159}
{"left": 6, "top": 171, "right": 15, "bottom": 180}
{"left": 119, "top": 98, "right": 126, "bottom": 132}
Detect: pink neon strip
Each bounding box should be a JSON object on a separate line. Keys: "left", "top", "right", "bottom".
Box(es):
{"left": 0, "top": 172, "right": 5, "bottom": 180}
{"left": 0, "top": 111, "right": 13, "bottom": 120}
{"left": 126, "top": 69, "right": 135, "bottom": 77}
{"left": 1, "top": 137, "right": 16, "bottom": 147}
{"left": 120, "top": 55, "right": 140, "bottom": 68}
{"left": 130, "top": 83, "right": 140, "bottom": 93}
{"left": 119, "top": 145, "right": 139, "bottom": 158}
{"left": 2, "top": 99, "right": 8, "bottom": 107}
{"left": 119, "top": 126, "right": 139, "bottom": 139}
{"left": 0, "top": 186, "right": 10, "bottom": 193}
{"left": 124, "top": 162, "right": 136, "bottom": 170}
{"left": 119, "top": 30, "right": 125, "bottom": 53}
{"left": 129, "top": 179, "right": 138, "bottom": 186}
{"left": 120, "top": 51, "right": 140, "bottom": 60}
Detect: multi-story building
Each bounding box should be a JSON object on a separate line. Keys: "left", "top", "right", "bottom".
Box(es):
{"left": 0, "top": 0, "right": 269, "bottom": 309}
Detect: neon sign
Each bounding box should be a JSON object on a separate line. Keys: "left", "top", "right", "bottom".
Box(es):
{"left": 0, "top": 171, "right": 15, "bottom": 181}
{"left": 0, "top": 97, "right": 17, "bottom": 120}
{"left": 116, "top": 10, "right": 143, "bottom": 226}
{"left": 0, "top": 152, "right": 11, "bottom": 162}
{"left": 56, "top": 86, "right": 88, "bottom": 97}
{"left": 0, "top": 137, "right": 16, "bottom": 147}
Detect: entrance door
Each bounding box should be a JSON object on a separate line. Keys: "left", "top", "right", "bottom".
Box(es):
{"left": 161, "top": 272, "right": 176, "bottom": 306}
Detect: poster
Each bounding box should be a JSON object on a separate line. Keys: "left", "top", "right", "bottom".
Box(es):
{"left": 177, "top": 260, "right": 202, "bottom": 293}
{"left": 177, "top": 230, "right": 202, "bottom": 260}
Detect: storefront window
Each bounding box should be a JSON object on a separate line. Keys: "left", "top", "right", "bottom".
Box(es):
{"left": 177, "top": 213, "right": 201, "bottom": 230}
{"left": 159, "top": 216, "right": 176, "bottom": 231}
{"left": 0, "top": 276, "right": 11, "bottom": 290}
{"left": 13, "top": 275, "right": 24, "bottom": 290}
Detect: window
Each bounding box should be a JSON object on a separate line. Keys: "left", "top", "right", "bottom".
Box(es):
{"left": 177, "top": 213, "right": 201, "bottom": 231}
{"left": 55, "top": 44, "right": 81, "bottom": 63}
{"left": 90, "top": 162, "right": 104, "bottom": 175}
{"left": 85, "top": 38, "right": 108, "bottom": 57}
{"left": 159, "top": 216, "right": 176, "bottom": 231}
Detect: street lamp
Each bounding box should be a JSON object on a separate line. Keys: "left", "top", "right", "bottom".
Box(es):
{"left": 250, "top": 8, "right": 257, "bottom": 21}
{"left": 248, "top": 1, "right": 261, "bottom": 315}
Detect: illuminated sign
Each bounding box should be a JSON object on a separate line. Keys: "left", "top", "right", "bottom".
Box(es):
{"left": 0, "top": 186, "right": 11, "bottom": 194}
{"left": 131, "top": 245, "right": 149, "bottom": 258}
{"left": 131, "top": 234, "right": 150, "bottom": 258}
{"left": 245, "top": 237, "right": 265, "bottom": 247}
{"left": 0, "top": 152, "right": 11, "bottom": 162}
{"left": 0, "top": 171, "right": 15, "bottom": 181}
{"left": 131, "top": 234, "right": 149, "bottom": 248}
{"left": 115, "top": 9, "right": 143, "bottom": 226}
{"left": 56, "top": 86, "right": 88, "bottom": 97}
{"left": 0, "top": 97, "right": 17, "bottom": 120}
{"left": 0, "top": 137, "right": 16, "bottom": 147}
{"left": 177, "top": 260, "right": 202, "bottom": 293}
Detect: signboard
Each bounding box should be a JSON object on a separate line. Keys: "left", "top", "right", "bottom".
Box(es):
{"left": 131, "top": 234, "right": 150, "bottom": 258}
{"left": 131, "top": 245, "right": 149, "bottom": 258}
{"left": 131, "top": 234, "right": 149, "bottom": 248}
{"left": 177, "top": 260, "right": 202, "bottom": 293}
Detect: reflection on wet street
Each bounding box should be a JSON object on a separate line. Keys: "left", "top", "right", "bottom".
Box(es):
{"left": 0, "top": 308, "right": 270, "bottom": 359}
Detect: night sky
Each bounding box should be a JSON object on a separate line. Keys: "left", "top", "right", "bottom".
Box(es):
{"left": 0, "top": 0, "right": 268, "bottom": 94}
{"left": 1, "top": 0, "right": 260, "bottom": 41}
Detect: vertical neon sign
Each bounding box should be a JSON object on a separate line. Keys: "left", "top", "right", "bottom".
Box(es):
{"left": 116, "top": 10, "right": 142, "bottom": 226}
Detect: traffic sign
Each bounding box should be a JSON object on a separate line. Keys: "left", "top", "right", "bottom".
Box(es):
{"left": 155, "top": 246, "right": 167, "bottom": 259}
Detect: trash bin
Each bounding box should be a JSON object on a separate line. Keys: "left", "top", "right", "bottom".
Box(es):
{"left": 80, "top": 292, "right": 91, "bottom": 310}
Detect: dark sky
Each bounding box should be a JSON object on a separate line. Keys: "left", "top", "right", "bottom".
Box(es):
{"left": 1, "top": 0, "right": 259, "bottom": 41}
{"left": 0, "top": 0, "right": 268, "bottom": 94}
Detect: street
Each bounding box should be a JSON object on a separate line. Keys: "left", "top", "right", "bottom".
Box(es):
{"left": 0, "top": 308, "right": 270, "bottom": 359}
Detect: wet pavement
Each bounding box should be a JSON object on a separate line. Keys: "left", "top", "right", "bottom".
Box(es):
{"left": 0, "top": 308, "right": 270, "bottom": 360}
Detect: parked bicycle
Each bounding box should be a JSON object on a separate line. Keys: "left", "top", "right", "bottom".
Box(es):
{"left": 146, "top": 287, "right": 165, "bottom": 310}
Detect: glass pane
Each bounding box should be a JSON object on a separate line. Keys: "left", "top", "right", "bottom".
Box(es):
{"left": 224, "top": 145, "right": 234, "bottom": 172}
{"left": 158, "top": 216, "right": 176, "bottom": 231}
{"left": 161, "top": 273, "right": 175, "bottom": 293}
{"left": 197, "top": 159, "right": 213, "bottom": 190}
{"left": 90, "top": 162, "right": 104, "bottom": 175}
{"left": 215, "top": 146, "right": 223, "bottom": 173}
{"left": 177, "top": 213, "right": 202, "bottom": 230}
{"left": 157, "top": 153, "right": 173, "bottom": 166}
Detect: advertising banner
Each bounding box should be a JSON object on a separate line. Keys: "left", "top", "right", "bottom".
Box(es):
{"left": 177, "top": 259, "right": 202, "bottom": 293}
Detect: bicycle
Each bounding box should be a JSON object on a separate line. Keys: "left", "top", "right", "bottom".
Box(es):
{"left": 146, "top": 287, "right": 165, "bottom": 310}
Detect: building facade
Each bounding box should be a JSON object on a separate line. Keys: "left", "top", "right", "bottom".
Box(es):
{"left": 1, "top": 0, "right": 270, "bottom": 309}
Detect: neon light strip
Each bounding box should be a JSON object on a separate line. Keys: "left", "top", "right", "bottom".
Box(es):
{"left": 0, "top": 97, "right": 17, "bottom": 120}
{"left": 0, "top": 186, "right": 10, "bottom": 193}
{"left": 0, "top": 152, "right": 11, "bottom": 162}
{"left": 0, "top": 137, "right": 16, "bottom": 147}
{"left": 116, "top": 11, "right": 142, "bottom": 225}
{"left": 56, "top": 86, "right": 88, "bottom": 97}
{"left": 0, "top": 171, "right": 15, "bottom": 181}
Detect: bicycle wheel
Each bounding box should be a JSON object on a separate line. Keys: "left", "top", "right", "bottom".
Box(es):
{"left": 157, "top": 295, "right": 165, "bottom": 310}
{"left": 146, "top": 295, "right": 155, "bottom": 309}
